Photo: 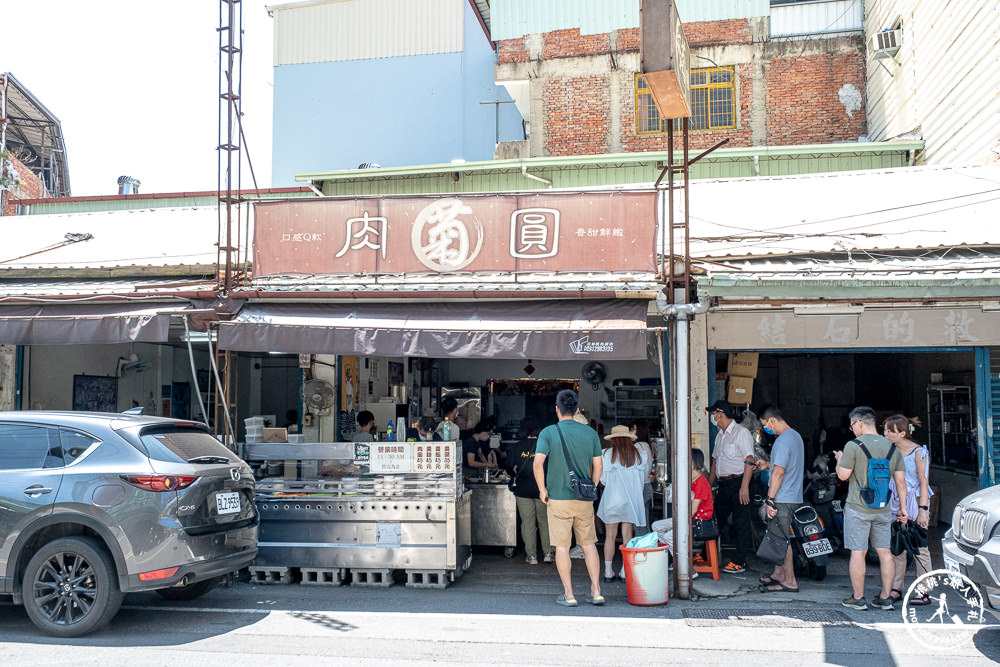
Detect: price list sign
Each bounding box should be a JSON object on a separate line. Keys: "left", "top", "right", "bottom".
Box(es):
{"left": 413, "top": 442, "right": 454, "bottom": 473}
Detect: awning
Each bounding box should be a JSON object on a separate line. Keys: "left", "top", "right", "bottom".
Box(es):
{"left": 0, "top": 302, "right": 188, "bottom": 345}
{"left": 218, "top": 299, "right": 649, "bottom": 360}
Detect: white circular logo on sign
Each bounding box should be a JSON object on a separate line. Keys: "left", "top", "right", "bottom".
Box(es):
{"left": 410, "top": 198, "right": 483, "bottom": 271}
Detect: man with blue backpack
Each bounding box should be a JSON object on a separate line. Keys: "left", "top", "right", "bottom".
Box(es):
{"left": 834, "top": 406, "right": 908, "bottom": 611}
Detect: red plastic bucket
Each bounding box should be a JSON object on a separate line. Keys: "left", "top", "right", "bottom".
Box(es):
{"left": 619, "top": 544, "right": 670, "bottom": 606}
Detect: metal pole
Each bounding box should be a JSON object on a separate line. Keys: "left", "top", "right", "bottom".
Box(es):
{"left": 673, "top": 310, "right": 693, "bottom": 599}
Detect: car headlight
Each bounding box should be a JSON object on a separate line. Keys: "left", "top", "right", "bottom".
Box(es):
{"left": 953, "top": 505, "right": 964, "bottom": 540}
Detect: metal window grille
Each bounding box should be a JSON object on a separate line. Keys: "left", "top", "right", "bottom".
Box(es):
{"left": 634, "top": 67, "right": 736, "bottom": 135}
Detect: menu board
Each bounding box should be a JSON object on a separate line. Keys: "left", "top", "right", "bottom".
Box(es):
{"left": 413, "top": 442, "right": 455, "bottom": 473}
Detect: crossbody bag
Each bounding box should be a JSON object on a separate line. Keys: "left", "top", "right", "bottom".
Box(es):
{"left": 555, "top": 422, "right": 598, "bottom": 501}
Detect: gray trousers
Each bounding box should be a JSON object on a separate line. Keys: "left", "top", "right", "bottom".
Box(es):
{"left": 515, "top": 496, "right": 551, "bottom": 558}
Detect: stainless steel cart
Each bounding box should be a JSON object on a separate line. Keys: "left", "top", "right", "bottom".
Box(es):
{"left": 468, "top": 481, "right": 518, "bottom": 557}
{"left": 242, "top": 441, "right": 471, "bottom": 584}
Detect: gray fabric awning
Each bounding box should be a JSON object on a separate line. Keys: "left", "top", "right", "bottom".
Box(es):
{"left": 218, "top": 299, "right": 649, "bottom": 360}
{"left": 0, "top": 303, "right": 187, "bottom": 345}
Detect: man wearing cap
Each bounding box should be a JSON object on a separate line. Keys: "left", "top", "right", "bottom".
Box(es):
{"left": 706, "top": 399, "right": 755, "bottom": 574}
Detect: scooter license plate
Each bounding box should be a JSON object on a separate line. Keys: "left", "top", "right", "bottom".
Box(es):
{"left": 803, "top": 538, "right": 832, "bottom": 558}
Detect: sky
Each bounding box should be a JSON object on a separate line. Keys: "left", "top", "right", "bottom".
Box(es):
{"left": 3, "top": 1, "right": 274, "bottom": 196}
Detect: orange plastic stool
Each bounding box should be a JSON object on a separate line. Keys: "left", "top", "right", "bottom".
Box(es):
{"left": 692, "top": 539, "right": 720, "bottom": 580}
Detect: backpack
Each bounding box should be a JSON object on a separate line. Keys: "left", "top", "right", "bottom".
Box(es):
{"left": 850, "top": 438, "right": 896, "bottom": 509}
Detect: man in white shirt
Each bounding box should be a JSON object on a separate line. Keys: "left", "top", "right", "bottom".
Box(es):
{"left": 706, "top": 399, "right": 756, "bottom": 574}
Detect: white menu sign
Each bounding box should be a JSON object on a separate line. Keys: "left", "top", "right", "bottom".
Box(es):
{"left": 370, "top": 442, "right": 412, "bottom": 473}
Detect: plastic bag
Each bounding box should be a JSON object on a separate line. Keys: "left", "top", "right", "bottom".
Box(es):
{"left": 625, "top": 532, "right": 660, "bottom": 549}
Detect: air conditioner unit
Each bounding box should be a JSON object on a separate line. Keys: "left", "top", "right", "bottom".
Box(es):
{"left": 868, "top": 29, "right": 902, "bottom": 60}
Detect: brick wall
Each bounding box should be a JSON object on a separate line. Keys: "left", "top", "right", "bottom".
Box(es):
{"left": 498, "top": 23, "right": 865, "bottom": 157}
{"left": 544, "top": 76, "right": 609, "bottom": 156}
{"left": 767, "top": 53, "right": 866, "bottom": 144}
{"left": 541, "top": 28, "right": 609, "bottom": 59}
{"left": 1, "top": 153, "right": 46, "bottom": 216}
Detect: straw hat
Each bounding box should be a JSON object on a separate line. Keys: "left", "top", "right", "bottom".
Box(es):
{"left": 604, "top": 424, "right": 636, "bottom": 441}
{"left": 573, "top": 412, "right": 589, "bottom": 425}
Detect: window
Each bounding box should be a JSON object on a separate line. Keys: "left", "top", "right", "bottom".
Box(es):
{"left": 0, "top": 423, "right": 62, "bottom": 470}
{"left": 635, "top": 67, "right": 736, "bottom": 134}
{"left": 60, "top": 429, "right": 101, "bottom": 465}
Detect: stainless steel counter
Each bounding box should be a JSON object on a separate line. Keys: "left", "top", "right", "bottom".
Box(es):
{"left": 467, "top": 482, "right": 517, "bottom": 556}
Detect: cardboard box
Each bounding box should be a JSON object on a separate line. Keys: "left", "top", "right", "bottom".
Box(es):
{"left": 262, "top": 427, "right": 288, "bottom": 443}
{"left": 727, "top": 376, "right": 754, "bottom": 405}
{"left": 727, "top": 352, "right": 759, "bottom": 378}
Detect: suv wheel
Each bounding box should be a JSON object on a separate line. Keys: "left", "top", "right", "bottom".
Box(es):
{"left": 154, "top": 577, "right": 219, "bottom": 601}
{"left": 22, "top": 536, "right": 123, "bottom": 638}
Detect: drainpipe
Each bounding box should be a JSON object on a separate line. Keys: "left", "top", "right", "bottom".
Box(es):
{"left": 656, "top": 291, "right": 710, "bottom": 600}
{"left": 307, "top": 181, "right": 325, "bottom": 197}
{"left": 520, "top": 165, "right": 552, "bottom": 188}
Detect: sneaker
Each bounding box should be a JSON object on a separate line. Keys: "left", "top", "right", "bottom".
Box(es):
{"left": 569, "top": 545, "right": 585, "bottom": 559}
{"left": 722, "top": 561, "right": 746, "bottom": 574}
{"left": 692, "top": 554, "right": 707, "bottom": 564}
{"left": 525, "top": 555, "right": 538, "bottom": 565}
{"left": 543, "top": 552, "right": 554, "bottom": 563}
{"left": 841, "top": 596, "right": 868, "bottom": 611}
{"left": 871, "top": 595, "right": 894, "bottom": 610}
{"left": 692, "top": 570, "right": 699, "bottom": 580}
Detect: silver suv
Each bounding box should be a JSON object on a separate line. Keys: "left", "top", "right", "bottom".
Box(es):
{"left": 0, "top": 411, "right": 257, "bottom": 637}
{"left": 942, "top": 485, "right": 1000, "bottom": 620}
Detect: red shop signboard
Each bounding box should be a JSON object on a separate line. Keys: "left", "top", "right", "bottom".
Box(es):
{"left": 252, "top": 191, "right": 656, "bottom": 276}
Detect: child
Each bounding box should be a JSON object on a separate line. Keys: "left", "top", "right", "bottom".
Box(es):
{"left": 651, "top": 448, "right": 715, "bottom": 569}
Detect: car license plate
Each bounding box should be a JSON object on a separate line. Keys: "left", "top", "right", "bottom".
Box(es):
{"left": 944, "top": 554, "right": 962, "bottom": 575}
{"left": 215, "top": 491, "right": 241, "bottom": 515}
{"left": 803, "top": 538, "right": 833, "bottom": 558}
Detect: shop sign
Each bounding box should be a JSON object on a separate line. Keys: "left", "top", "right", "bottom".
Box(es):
{"left": 370, "top": 442, "right": 412, "bottom": 473}
{"left": 707, "top": 307, "right": 998, "bottom": 349}
{"left": 253, "top": 192, "right": 656, "bottom": 277}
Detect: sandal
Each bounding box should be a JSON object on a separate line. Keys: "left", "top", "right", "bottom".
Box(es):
{"left": 759, "top": 583, "right": 799, "bottom": 593}
{"left": 556, "top": 595, "right": 578, "bottom": 607}
{"left": 759, "top": 575, "right": 781, "bottom": 585}
{"left": 909, "top": 594, "right": 931, "bottom": 606}
{"left": 887, "top": 588, "right": 903, "bottom": 603}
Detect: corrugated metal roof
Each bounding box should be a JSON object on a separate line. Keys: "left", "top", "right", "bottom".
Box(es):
{"left": 489, "top": 0, "right": 768, "bottom": 40}
{"left": 490, "top": 0, "right": 638, "bottom": 40}
{"left": 0, "top": 207, "right": 226, "bottom": 270}
{"left": 676, "top": 0, "right": 769, "bottom": 23}
{"left": 268, "top": 0, "right": 465, "bottom": 66}
{"left": 770, "top": 0, "right": 862, "bottom": 38}
{"left": 246, "top": 271, "right": 661, "bottom": 294}
{"left": 682, "top": 163, "right": 1000, "bottom": 268}
{"left": 0, "top": 279, "right": 216, "bottom": 299}
{"left": 299, "top": 141, "right": 922, "bottom": 195}
{"left": 18, "top": 188, "right": 312, "bottom": 215}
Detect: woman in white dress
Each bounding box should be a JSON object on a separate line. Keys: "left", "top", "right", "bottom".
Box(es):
{"left": 598, "top": 424, "right": 648, "bottom": 582}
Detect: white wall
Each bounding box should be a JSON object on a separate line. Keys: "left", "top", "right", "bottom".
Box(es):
{"left": 26, "top": 343, "right": 173, "bottom": 412}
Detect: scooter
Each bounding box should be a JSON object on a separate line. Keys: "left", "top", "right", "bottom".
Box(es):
{"left": 789, "top": 504, "right": 832, "bottom": 581}
{"left": 803, "top": 471, "right": 843, "bottom": 551}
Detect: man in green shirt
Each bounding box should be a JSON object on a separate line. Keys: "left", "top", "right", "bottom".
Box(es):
{"left": 534, "top": 390, "right": 604, "bottom": 607}
{"left": 835, "top": 406, "right": 907, "bottom": 611}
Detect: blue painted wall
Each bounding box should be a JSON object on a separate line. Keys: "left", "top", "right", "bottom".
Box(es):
{"left": 272, "top": 2, "right": 523, "bottom": 185}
